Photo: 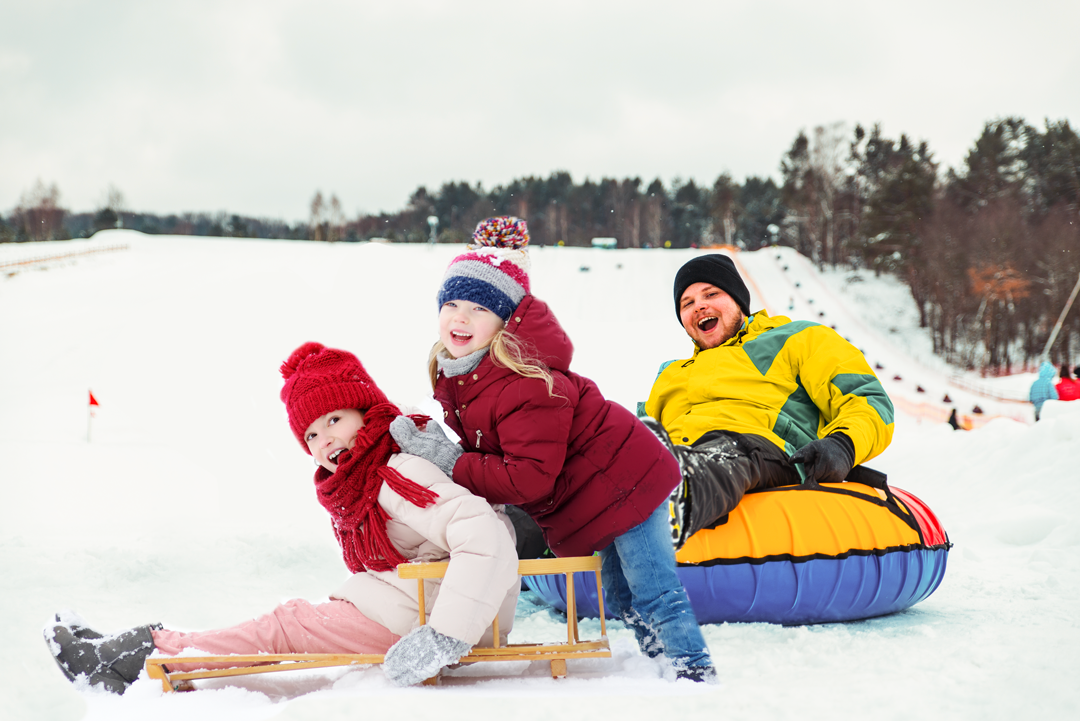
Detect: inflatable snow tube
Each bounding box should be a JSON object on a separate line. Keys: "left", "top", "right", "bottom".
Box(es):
{"left": 524, "top": 482, "right": 950, "bottom": 625}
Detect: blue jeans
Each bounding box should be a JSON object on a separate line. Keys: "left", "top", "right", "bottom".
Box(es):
{"left": 599, "top": 502, "right": 713, "bottom": 671}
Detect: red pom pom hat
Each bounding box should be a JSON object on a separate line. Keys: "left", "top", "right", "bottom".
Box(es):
{"left": 279, "top": 342, "right": 389, "bottom": 452}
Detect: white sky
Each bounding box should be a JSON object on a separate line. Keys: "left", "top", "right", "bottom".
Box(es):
{"left": 2, "top": 0, "right": 1078, "bottom": 223}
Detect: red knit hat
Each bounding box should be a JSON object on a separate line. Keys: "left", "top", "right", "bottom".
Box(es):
{"left": 279, "top": 342, "right": 389, "bottom": 452}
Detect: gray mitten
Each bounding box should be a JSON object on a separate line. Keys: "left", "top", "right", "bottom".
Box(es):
{"left": 382, "top": 624, "right": 472, "bottom": 686}
{"left": 390, "top": 416, "right": 463, "bottom": 477}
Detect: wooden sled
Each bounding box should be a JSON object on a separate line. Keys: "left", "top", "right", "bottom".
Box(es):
{"left": 146, "top": 555, "right": 610, "bottom": 692}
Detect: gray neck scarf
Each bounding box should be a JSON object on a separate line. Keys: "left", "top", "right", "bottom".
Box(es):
{"left": 437, "top": 347, "right": 489, "bottom": 378}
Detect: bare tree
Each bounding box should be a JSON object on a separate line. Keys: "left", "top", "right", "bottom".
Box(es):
{"left": 309, "top": 191, "right": 325, "bottom": 241}
{"left": 710, "top": 174, "right": 739, "bottom": 246}
{"left": 968, "top": 261, "right": 1031, "bottom": 370}
{"left": 641, "top": 179, "right": 668, "bottom": 248}
{"left": 104, "top": 184, "right": 125, "bottom": 214}
{"left": 810, "top": 122, "right": 847, "bottom": 265}
{"left": 93, "top": 184, "right": 127, "bottom": 231}
{"left": 15, "top": 179, "right": 66, "bottom": 241}
{"left": 328, "top": 194, "right": 344, "bottom": 242}
{"left": 608, "top": 178, "right": 642, "bottom": 248}
{"left": 781, "top": 123, "right": 848, "bottom": 265}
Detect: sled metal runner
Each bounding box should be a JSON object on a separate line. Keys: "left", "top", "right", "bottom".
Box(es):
{"left": 145, "top": 555, "right": 610, "bottom": 692}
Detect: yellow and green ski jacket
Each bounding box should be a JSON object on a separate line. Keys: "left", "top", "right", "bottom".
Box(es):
{"left": 644, "top": 309, "right": 894, "bottom": 466}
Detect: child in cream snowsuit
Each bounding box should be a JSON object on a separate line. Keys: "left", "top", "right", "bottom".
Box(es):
{"left": 44, "top": 342, "right": 519, "bottom": 693}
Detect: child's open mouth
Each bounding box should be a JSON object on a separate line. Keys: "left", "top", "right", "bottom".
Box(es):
{"left": 697, "top": 317, "right": 719, "bottom": 332}
{"left": 450, "top": 330, "right": 473, "bottom": 345}
{"left": 328, "top": 449, "right": 345, "bottom": 464}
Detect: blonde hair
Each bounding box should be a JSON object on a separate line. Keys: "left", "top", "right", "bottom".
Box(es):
{"left": 429, "top": 329, "right": 558, "bottom": 397}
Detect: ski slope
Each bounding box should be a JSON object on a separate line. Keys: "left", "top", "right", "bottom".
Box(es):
{"left": 734, "top": 246, "right": 1032, "bottom": 427}
{"left": 1, "top": 231, "right": 1077, "bottom": 721}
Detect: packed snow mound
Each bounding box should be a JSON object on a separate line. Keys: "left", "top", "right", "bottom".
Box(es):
{"left": 1040, "top": 398, "right": 1080, "bottom": 421}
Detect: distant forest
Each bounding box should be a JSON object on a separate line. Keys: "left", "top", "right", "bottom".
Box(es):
{"left": 4, "top": 117, "right": 1079, "bottom": 373}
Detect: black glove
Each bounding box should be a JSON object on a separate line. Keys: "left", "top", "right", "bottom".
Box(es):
{"left": 790, "top": 433, "right": 855, "bottom": 485}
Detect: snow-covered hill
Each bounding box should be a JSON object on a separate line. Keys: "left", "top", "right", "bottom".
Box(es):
{"left": 737, "top": 246, "right": 1034, "bottom": 425}
{"left": 1, "top": 231, "right": 1076, "bottom": 721}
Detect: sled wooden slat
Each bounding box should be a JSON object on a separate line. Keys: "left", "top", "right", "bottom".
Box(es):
{"left": 145, "top": 654, "right": 384, "bottom": 686}
{"left": 396, "top": 556, "right": 605, "bottom": 579}
{"left": 146, "top": 555, "right": 609, "bottom": 692}
{"left": 462, "top": 639, "right": 610, "bottom": 655}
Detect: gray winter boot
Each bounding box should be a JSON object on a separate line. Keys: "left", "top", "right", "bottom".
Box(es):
{"left": 44, "top": 615, "right": 161, "bottom": 694}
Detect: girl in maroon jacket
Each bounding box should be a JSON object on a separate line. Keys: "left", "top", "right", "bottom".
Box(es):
{"left": 391, "top": 217, "right": 716, "bottom": 683}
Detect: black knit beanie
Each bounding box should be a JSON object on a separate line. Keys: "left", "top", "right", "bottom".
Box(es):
{"left": 673, "top": 254, "right": 751, "bottom": 320}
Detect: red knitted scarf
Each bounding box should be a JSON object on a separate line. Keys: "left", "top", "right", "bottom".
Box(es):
{"left": 312, "top": 403, "right": 438, "bottom": 573}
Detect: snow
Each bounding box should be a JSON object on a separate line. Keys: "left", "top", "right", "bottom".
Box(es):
{"left": 2, "top": 231, "right": 1078, "bottom": 721}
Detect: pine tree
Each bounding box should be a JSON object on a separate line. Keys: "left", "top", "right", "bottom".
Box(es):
{"left": 736, "top": 177, "right": 783, "bottom": 250}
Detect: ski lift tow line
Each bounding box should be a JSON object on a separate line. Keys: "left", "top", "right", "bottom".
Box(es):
{"left": 785, "top": 252, "right": 1028, "bottom": 409}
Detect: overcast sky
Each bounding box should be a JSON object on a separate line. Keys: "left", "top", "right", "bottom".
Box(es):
{"left": 3, "top": 0, "right": 1078, "bottom": 223}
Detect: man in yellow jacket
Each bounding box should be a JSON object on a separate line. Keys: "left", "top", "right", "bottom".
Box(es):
{"left": 642, "top": 254, "right": 894, "bottom": 548}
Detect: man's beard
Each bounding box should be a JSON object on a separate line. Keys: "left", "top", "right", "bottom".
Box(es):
{"left": 698, "top": 313, "right": 744, "bottom": 350}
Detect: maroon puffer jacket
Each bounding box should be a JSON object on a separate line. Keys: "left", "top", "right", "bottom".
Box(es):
{"left": 434, "top": 295, "right": 681, "bottom": 557}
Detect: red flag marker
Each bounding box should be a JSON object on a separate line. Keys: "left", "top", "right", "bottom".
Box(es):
{"left": 88, "top": 390, "right": 98, "bottom": 441}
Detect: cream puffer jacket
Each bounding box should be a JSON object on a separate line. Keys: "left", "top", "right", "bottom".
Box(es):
{"left": 331, "top": 453, "right": 519, "bottom": 647}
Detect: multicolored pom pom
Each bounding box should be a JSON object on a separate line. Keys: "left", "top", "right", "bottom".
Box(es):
{"left": 471, "top": 216, "right": 530, "bottom": 250}
{"left": 437, "top": 216, "right": 532, "bottom": 322}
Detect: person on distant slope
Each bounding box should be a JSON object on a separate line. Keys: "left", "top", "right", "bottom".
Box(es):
{"left": 44, "top": 343, "right": 519, "bottom": 694}
{"left": 390, "top": 216, "right": 716, "bottom": 683}
{"left": 642, "top": 254, "right": 895, "bottom": 548}
{"left": 1054, "top": 364, "right": 1080, "bottom": 402}
{"left": 948, "top": 408, "right": 963, "bottom": 430}
{"left": 1029, "top": 361, "right": 1059, "bottom": 421}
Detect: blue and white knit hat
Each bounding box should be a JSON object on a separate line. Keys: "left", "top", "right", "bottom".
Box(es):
{"left": 436, "top": 216, "right": 532, "bottom": 322}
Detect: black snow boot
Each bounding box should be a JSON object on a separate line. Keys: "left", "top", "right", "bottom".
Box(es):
{"left": 44, "top": 615, "right": 161, "bottom": 695}
{"left": 676, "top": 664, "right": 719, "bottom": 684}
{"left": 645, "top": 425, "right": 804, "bottom": 545}
{"left": 678, "top": 431, "right": 803, "bottom": 540}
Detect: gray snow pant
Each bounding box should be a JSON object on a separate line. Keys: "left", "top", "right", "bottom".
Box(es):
{"left": 673, "top": 431, "right": 801, "bottom": 542}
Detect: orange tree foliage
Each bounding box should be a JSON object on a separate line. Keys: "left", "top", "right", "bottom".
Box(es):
{"left": 967, "top": 264, "right": 1031, "bottom": 303}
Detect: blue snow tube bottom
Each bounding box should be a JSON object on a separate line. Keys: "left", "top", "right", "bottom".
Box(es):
{"left": 523, "top": 548, "right": 949, "bottom": 625}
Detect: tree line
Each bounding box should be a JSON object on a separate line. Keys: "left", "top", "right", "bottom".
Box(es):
{"left": 0, "top": 183, "right": 311, "bottom": 243}
{"left": 4, "top": 117, "right": 1078, "bottom": 373}
{"left": 779, "top": 119, "right": 1080, "bottom": 374}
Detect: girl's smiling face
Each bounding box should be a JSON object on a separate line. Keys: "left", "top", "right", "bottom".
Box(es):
{"left": 304, "top": 409, "right": 365, "bottom": 472}
{"left": 439, "top": 300, "right": 505, "bottom": 358}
